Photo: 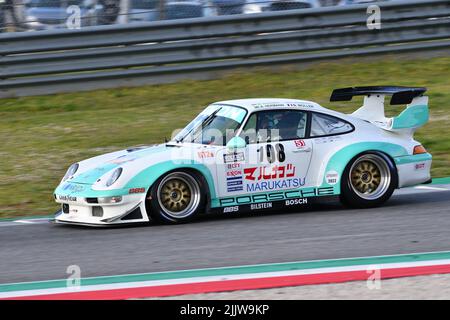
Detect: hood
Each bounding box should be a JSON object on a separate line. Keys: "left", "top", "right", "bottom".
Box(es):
{"left": 65, "top": 142, "right": 220, "bottom": 192}
{"left": 70, "top": 144, "right": 169, "bottom": 185}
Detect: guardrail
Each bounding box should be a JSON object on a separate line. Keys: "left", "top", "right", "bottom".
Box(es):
{"left": 0, "top": 0, "right": 449, "bottom": 98}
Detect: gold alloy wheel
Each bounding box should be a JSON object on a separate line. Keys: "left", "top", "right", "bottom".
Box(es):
{"left": 349, "top": 154, "right": 391, "bottom": 200}
{"left": 351, "top": 161, "right": 381, "bottom": 194}
{"left": 157, "top": 172, "right": 201, "bottom": 219}
{"left": 160, "top": 179, "right": 191, "bottom": 212}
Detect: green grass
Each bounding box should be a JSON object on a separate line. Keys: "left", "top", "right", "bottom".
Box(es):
{"left": 1, "top": 55, "right": 450, "bottom": 218}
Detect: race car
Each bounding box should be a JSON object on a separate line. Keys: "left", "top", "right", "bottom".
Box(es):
{"left": 53, "top": 86, "right": 432, "bottom": 226}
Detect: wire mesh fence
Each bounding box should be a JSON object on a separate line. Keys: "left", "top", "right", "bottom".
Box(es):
{"left": 0, "top": 0, "right": 388, "bottom": 33}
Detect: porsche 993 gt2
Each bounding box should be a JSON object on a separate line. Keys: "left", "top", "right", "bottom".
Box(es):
{"left": 54, "top": 86, "right": 432, "bottom": 226}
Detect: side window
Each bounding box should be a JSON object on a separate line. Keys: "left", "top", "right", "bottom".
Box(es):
{"left": 310, "top": 113, "right": 353, "bottom": 137}
{"left": 240, "top": 110, "right": 307, "bottom": 144}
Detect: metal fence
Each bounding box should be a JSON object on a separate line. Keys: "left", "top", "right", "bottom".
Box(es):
{"left": 0, "top": 0, "right": 449, "bottom": 98}
{"left": 1, "top": 0, "right": 344, "bottom": 33}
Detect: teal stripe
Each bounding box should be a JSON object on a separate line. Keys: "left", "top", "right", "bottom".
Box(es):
{"left": 432, "top": 177, "right": 450, "bottom": 185}
{"left": 395, "top": 153, "right": 432, "bottom": 165}
{"left": 2, "top": 251, "right": 450, "bottom": 293}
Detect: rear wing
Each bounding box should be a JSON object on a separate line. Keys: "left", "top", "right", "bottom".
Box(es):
{"left": 330, "top": 86, "right": 429, "bottom": 136}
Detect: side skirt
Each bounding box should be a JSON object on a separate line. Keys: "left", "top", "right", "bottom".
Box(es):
{"left": 209, "top": 195, "right": 339, "bottom": 215}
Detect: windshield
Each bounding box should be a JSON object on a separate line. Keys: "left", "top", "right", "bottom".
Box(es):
{"left": 173, "top": 105, "right": 247, "bottom": 146}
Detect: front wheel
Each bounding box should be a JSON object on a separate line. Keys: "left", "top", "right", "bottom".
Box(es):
{"left": 340, "top": 152, "right": 398, "bottom": 208}
{"left": 147, "top": 171, "right": 206, "bottom": 223}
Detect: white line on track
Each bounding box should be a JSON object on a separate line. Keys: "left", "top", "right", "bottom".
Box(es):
{"left": 0, "top": 219, "right": 50, "bottom": 228}
{"left": 414, "top": 186, "right": 450, "bottom": 191}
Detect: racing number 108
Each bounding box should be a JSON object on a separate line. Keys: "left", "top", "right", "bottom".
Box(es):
{"left": 258, "top": 143, "right": 286, "bottom": 163}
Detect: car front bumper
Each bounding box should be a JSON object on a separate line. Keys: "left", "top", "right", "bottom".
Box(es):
{"left": 54, "top": 192, "right": 150, "bottom": 226}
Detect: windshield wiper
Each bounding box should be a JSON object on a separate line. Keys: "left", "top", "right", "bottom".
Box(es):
{"left": 178, "top": 107, "right": 222, "bottom": 144}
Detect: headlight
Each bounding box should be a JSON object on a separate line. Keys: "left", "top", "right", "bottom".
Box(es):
{"left": 98, "top": 196, "right": 122, "bottom": 204}
{"left": 106, "top": 167, "right": 123, "bottom": 187}
{"left": 62, "top": 163, "right": 79, "bottom": 182}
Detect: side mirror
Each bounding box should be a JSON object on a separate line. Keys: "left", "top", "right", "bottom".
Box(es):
{"left": 226, "top": 136, "right": 246, "bottom": 150}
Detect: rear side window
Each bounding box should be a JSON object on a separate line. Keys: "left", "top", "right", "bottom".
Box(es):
{"left": 310, "top": 113, "right": 353, "bottom": 137}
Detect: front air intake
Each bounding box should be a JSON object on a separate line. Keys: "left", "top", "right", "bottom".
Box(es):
{"left": 92, "top": 206, "right": 104, "bottom": 217}
{"left": 121, "top": 207, "right": 142, "bottom": 221}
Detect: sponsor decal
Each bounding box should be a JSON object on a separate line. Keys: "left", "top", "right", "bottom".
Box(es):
{"left": 227, "top": 163, "right": 241, "bottom": 169}
{"left": 247, "top": 178, "right": 306, "bottom": 192}
{"left": 223, "top": 206, "right": 239, "bottom": 213}
{"left": 227, "top": 177, "right": 243, "bottom": 186}
{"left": 244, "top": 164, "right": 304, "bottom": 192}
{"left": 294, "top": 139, "right": 306, "bottom": 148}
{"left": 227, "top": 186, "right": 244, "bottom": 192}
{"left": 129, "top": 187, "right": 146, "bottom": 194}
{"left": 58, "top": 195, "right": 77, "bottom": 202}
{"left": 314, "top": 136, "right": 342, "bottom": 144}
{"left": 244, "top": 164, "right": 296, "bottom": 181}
{"left": 62, "top": 183, "right": 85, "bottom": 192}
{"left": 325, "top": 170, "right": 339, "bottom": 185}
{"left": 224, "top": 152, "right": 245, "bottom": 163}
{"left": 251, "top": 202, "right": 272, "bottom": 210}
{"left": 226, "top": 162, "right": 244, "bottom": 192}
{"left": 227, "top": 175, "right": 244, "bottom": 192}
{"left": 226, "top": 169, "right": 242, "bottom": 177}
{"left": 218, "top": 187, "right": 335, "bottom": 206}
{"left": 415, "top": 163, "right": 426, "bottom": 170}
{"left": 198, "top": 151, "right": 214, "bottom": 159}
{"left": 285, "top": 198, "right": 308, "bottom": 206}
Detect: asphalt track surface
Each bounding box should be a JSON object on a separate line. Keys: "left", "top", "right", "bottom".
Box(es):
{"left": 1, "top": 186, "right": 449, "bottom": 284}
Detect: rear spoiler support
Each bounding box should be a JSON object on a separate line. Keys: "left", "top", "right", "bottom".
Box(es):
{"left": 330, "top": 86, "right": 429, "bottom": 136}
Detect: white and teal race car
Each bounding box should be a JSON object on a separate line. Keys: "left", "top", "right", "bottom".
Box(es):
{"left": 54, "top": 86, "right": 432, "bottom": 226}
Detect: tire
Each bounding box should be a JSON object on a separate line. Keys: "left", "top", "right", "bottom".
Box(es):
{"left": 340, "top": 152, "right": 398, "bottom": 208}
{"left": 146, "top": 170, "right": 206, "bottom": 223}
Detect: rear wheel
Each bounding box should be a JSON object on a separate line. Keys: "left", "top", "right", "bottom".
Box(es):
{"left": 147, "top": 171, "right": 205, "bottom": 223}
{"left": 340, "top": 152, "right": 397, "bottom": 208}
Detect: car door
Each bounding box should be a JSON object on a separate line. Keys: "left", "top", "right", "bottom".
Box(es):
{"left": 216, "top": 109, "right": 314, "bottom": 198}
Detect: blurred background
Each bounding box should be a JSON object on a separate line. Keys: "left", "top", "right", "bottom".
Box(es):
{"left": 0, "top": 0, "right": 389, "bottom": 32}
